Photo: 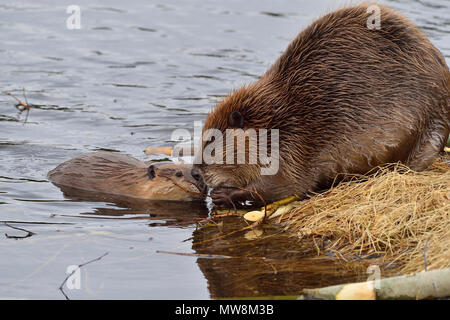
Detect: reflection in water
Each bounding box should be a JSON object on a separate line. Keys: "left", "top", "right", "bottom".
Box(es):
{"left": 53, "top": 184, "right": 209, "bottom": 226}
{"left": 1, "top": 0, "right": 448, "bottom": 299}
{"left": 191, "top": 217, "right": 374, "bottom": 299}
{"left": 54, "top": 183, "right": 375, "bottom": 298}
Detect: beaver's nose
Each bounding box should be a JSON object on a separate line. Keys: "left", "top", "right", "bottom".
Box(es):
{"left": 191, "top": 168, "right": 202, "bottom": 181}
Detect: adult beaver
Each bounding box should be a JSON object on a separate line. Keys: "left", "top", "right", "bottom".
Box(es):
{"left": 192, "top": 4, "right": 450, "bottom": 207}
{"left": 48, "top": 152, "right": 202, "bottom": 201}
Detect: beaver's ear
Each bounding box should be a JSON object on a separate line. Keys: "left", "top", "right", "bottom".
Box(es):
{"left": 228, "top": 111, "right": 244, "bottom": 128}
{"left": 148, "top": 165, "right": 156, "bottom": 180}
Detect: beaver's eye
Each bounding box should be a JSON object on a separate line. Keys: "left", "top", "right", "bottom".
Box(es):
{"left": 148, "top": 165, "right": 156, "bottom": 180}
{"left": 175, "top": 171, "right": 183, "bottom": 177}
{"left": 228, "top": 111, "right": 244, "bottom": 128}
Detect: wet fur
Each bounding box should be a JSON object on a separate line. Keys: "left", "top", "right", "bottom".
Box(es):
{"left": 48, "top": 152, "right": 201, "bottom": 201}
{"left": 195, "top": 3, "right": 450, "bottom": 206}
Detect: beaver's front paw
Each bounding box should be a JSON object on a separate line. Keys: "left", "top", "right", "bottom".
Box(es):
{"left": 210, "top": 188, "right": 259, "bottom": 208}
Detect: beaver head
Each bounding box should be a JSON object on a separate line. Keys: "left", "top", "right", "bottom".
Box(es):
{"left": 144, "top": 162, "right": 205, "bottom": 200}
{"left": 192, "top": 83, "right": 287, "bottom": 207}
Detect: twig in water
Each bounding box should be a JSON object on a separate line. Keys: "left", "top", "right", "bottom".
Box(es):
{"left": 326, "top": 248, "right": 349, "bottom": 262}
{"left": 3, "top": 89, "right": 33, "bottom": 123}
{"left": 22, "top": 88, "right": 30, "bottom": 123}
{"left": 1, "top": 220, "right": 73, "bottom": 225}
{"left": 156, "top": 250, "right": 232, "bottom": 259}
{"left": 177, "top": 212, "right": 242, "bottom": 226}
{"left": 4, "top": 222, "right": 35, "bottom": 239}
{"left": 59, "top": 252, "right": 109, "bottom": 300}
{"left": 193, "top": 219, "right": 263, "bottom": 246}
{"left": 156, "top": 250, "right": 267, "bottom": 261}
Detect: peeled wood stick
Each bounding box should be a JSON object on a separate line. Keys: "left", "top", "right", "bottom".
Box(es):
{"left": 243, "top": 195, "right": 301, "bottom": 222}
{"left": 144, "top": 145, "right": 196, "bottom": 157}
{"left": 144, "top": 146, "right": 173, "bottom": 156}
{"left": 301, "top": 268, "right": 450, "bottom": 300}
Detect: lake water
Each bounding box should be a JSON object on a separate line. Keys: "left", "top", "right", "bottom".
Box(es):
{"left": 0, "top": 0, "right": 449, "bottom": 299}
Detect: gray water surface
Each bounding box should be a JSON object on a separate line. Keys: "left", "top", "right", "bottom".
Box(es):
{"left": 0, "top": 0, "right": 449, "bottom": 299}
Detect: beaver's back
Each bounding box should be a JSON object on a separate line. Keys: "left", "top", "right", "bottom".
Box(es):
{"left": 265, "top": 4, "right": 449, "bottom": 175}
{"left": 268, "top": 5, "right": 450, "bottom": 171}
{"left": 48, "top": 152, "right": 149, "bottom": 195}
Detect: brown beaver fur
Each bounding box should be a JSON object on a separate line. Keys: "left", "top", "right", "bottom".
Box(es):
{"left": 48, "top": 152, "right": 202, "bottom": 201}
{"left": 193, "top": 4, "right": 450, "bottom": 207}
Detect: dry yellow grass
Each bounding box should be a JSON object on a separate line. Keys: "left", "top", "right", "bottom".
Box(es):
{"left": 279, "top": 154, "right": 450, "bottom": 274}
